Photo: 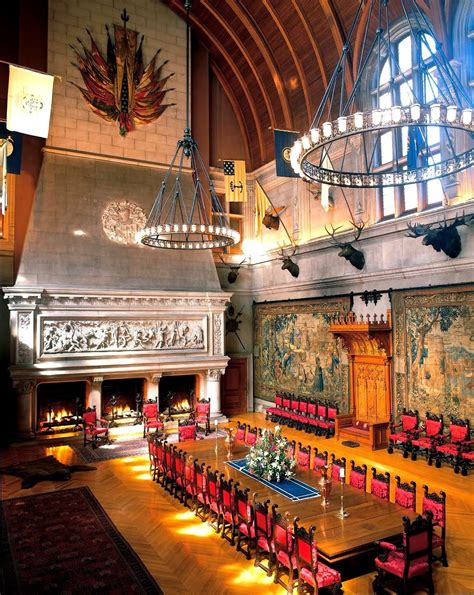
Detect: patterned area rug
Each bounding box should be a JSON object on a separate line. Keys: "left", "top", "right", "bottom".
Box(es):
{"left": 0, "top": 455, "right": 96, "bottom": 489}
{"left": 72, "top": 429, "right": 227, "bottom": 463}
{"left": 0, "top": 487, "right": 163, "bottom": 594}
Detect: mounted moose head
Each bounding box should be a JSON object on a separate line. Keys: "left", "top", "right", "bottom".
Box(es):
{"left": 325, "top": 221, "right": 366, "bottom": 270}
{"left": 219, "top": 255, "right": 246, "bottom": 284}
{"left": 406, "top": 213, "right": 473, "bottom": 259}
{"left": 279, "top": 245, "right": 300, "bottom": 278}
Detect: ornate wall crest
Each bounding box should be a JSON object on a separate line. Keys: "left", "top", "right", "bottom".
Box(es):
{"left": 70, "top": 9, "right": 175, "bottom": 135}
{"left": 102, "top": 200, "right": 147, "bottom": 244}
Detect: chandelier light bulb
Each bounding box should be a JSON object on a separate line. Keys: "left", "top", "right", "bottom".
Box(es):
{"left": 371, "top": 109, "right": 382, "bottom": 126}
{"left": 302, "top": 135, "right": 311, "bottom": 150}
{"left": 310, "top": 128, "right": 320, "bottom": 144}
{"left": 410, "top": 103, "right": 421, "bottom": 121}
{"left": 462, "top": 109, "right": 472, "bottom": 126}
{"left": 322, "top": 121, "right": 332, "bottom": 138}
{"left": 446, "top": 105, "right": 457, "bottom": 123}
{"left": 430, "top": 103, "right": 441, "bottom": 122}
{"left": 354, "top": 112, "right": 364, "bottom": 129}
{"left": 391, "top": 106, "right": 402, "bottom": 123}
{"left": 337, "top": 116, "right": 347, "bottom": 133}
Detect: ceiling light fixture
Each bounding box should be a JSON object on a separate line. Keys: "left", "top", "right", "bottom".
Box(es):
{"left": 136, "top": 1, "right": 239, "bottom": 250}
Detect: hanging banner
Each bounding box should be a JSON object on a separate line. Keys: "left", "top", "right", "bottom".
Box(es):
{"left": 223, "top": 160, "right": 247, "bottom": 202}
{"left": 274, "top": 129, "right": 300, "bottom": 177}
{"left": 255, "top": 180, "right": 270, "bottom": 236}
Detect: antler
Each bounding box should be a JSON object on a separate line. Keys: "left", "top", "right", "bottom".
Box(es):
{"left": 278, "top": 243, "right": 296, "bottom": 259}
{"left": 350, "top": 220, "right": 366, "bottom": 241}
{"left": 324, "top": 223, "right": 344, "bottom": 246}
{"left": 406, "top": 221, "right": 434, "bottom": 238}
{"left": 450, "top": 212, "right": 474, "bottom": 228}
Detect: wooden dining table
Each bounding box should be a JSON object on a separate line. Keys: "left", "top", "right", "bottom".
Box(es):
{"left": 179, "top": 437, "right": 417, "bottom": 578}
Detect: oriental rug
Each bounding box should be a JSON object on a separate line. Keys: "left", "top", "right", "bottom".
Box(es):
{"left": 0, "top": 487, "right": 163, "bottom": 594}
{"left": 225, "top": 458, "right": 320, "bottom": 502}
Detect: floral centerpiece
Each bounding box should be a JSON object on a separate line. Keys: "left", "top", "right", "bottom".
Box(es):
{"left": 246, "top": 426, "right": 296, "bottom": 482}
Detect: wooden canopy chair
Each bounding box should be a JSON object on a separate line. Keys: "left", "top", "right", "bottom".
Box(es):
{"left": 220, "top": 476, "right": 237, "bottom": 546}
{"left": 330, "top": 454, "right": 346, "bottom": 483}
{"left": 435, "top": 418, "right": 472, "bottom": 469}
{"left": 178, "top": 417, "right": 196, "bottom": 442}
{"left": 254, "top": 498, "right": 274, "bottom": 576}
{"left": 83, "top": 406, "right": 110, "bottom": 448}
{"left": 312, "top": 448, "right": 328, "bottom": 474}
{"left": 271, "top": 505, "right": 297, "bottom": 592}
{"left": 349, "top": 460, "right": 367, "bottom": 491}
{"left": 387, "top": 408, "right": 420, "bottom": 457}
{"left": 394, "top": 476, "right": 416, "bottom": 511}
{"left": 194, "top": 398, "right": 211, "bottom": 435}
{"left": 411, "top": 412, "right": 444, "bottom": 462}
{"left": 371, "top": 468, "right": 390, "bottom": 501}
{"left": 422, "top": 485, "right": 448, "bottom": 567}
{"left": 235, "top": 486, "right": 255, "bottom": 559}
{"left": 373, "top": 515, "right": 434, "bottom": 595}
{"left": 296, "top": 443, "right": 311, "bottom": 471}
{"left": 142, "top": 399, "right": 164, "bottom": 438}
{"left": 293, "top": 519, "right": 342, "bottom": 594}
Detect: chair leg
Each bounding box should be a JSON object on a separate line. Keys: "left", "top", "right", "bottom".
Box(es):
{"left": 441, "top": 544, "right": 449, "bottom": 567}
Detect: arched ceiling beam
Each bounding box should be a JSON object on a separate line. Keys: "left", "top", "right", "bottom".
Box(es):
{"left": 201, "top": 0, "right": 277, "bottom": 128}
{"left": 226, "top": 0, "right": 294, "bottom": 130}
{"left": 263, "top": 0, "right": 313, "bottom": 125}
{"left": 320, "top": 0, "right": 354, "bottom": 94}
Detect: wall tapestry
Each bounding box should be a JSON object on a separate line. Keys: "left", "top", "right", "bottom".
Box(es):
{"left": 393, "top": 288, "right": 473, "bottom": 419}
{"left": 254, "top": 299, "right": 350, "bottom": 412}
{"left": 70, "top": 9, "right": 174, "bottom": 135}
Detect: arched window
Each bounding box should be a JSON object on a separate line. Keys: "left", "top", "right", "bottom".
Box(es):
{"left": 372, "top": 30, "right": 444, "bottom": 220}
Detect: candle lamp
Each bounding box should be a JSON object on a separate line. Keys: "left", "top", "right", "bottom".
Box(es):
{"left": 335, "top": 466, "right": 349, "bottom": 519}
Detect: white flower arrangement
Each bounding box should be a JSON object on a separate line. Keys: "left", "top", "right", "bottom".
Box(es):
{"left": 246, "top": 426, "right": 296, "bottom": 483}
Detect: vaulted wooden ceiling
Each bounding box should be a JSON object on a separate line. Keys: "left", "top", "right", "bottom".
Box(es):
{"left": 162, "top": 0, "right": 451, "bottom": 171}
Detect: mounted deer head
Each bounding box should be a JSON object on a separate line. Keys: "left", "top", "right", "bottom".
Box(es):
{"left": 219, "top": 255, "right": 247, "bottom": 284}
{"left": 324, "top": 221, "right": 366, "bottom": 270}
{"left": 278, "top": 245, "right": 299, "bottom": 278}
{"left": 406, "top": 213, "right": 473, "bottom": 259}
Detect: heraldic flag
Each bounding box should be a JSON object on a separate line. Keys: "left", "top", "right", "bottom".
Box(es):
{"left": 7, "top": 65, "right": 54, "bottom": 139}
{"left": 223, "top": 160, "right": 247, "bottom": 202}
{"left": 255, "top": 180, "right": 271, "bottom": 236}
{"left": 274, "top": 129, "right": 300, "bottom": 177}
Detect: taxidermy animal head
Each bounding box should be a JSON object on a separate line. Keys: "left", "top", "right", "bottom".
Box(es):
{"left": 325, "top": 221, "right": 366, "bottom": 270}
{"left": 406, "top": 213, "right": 473, "bottom": 259}
{"left": 279, "top": 245, "right": 300, "bottom": 278}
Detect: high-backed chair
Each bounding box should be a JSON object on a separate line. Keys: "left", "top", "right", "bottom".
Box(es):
{"left": 235, "top": 486, "right": 255, "bottom": 559}
{"left": 330, "top": 454, "right": 346, "bottom": 483}
{"left": 349, "top": 460, "right": 367, "bottom": 491}
{"left": 293, "top": 518, "right": 342, "bottom": 594}
{"left": 411, "top": 412, "right": 444, "bottom": 462}
{"left": 296, "top": 443, "right": 311, "bottom": 471}
{"left": 371, "top": 468, "right": 390, "bottom": 501}
{"left": 271, "top": 505, "right": 297, "bottom": 592}
{"left": 220, "top": 476, "right": 237, "bottom": 546}
{"left": 305, "top": 400, "right": 320, "bottom": 434}
{"left": 162, "top": 442, "right": 175, "bottom": 493}
{"left": 319, "top": 401, "right": 339, "bottom": 438}
{"left": 83, "top": 406, "right": 110, "bottom": 448}
{"left": 254, "top": 498, "right": 274, "bottom": 576}
{"left": 173, "top": 448, "right": 187, "bottom": 501}
{"left": 387, "top": 408, "right": 419, "bottom": 457}
{"left": 245, "top": 425, "right": 258, "bottom": 447}
{"left": 394, "top": 476, "right": 416, "bottom": 511}
{"left": 286, "top": 439, "right": 296, "bottom": 459}
{"left": 178, "top": 417, "right": 196, "bottom": 442}
{"left": 207, "top": 467, "right": 222, "bottom": 532}
{"left": 183, "top": 456, "right": 196, "bottom": 510}
{"left": 422, "top": 485, "right": 448, "bottom": 567}
{"left": 312, "top": 448, "right": 328, "bottom": 474}
{"left": 142, "top": 400, "right": 164, "bottom": 438}
{"left": 373, "top": 515, "right": 434, "bottom": 595}
{"left": 435, "top": 417, "right": 471, "bottom": 468}
{"left": 194, "top": 398, "right": 211, "bottom": 435}
{"left": 194, "top": 461, "right": 209, "bottom": 521}
{"left": 235, "top": 420, "right": 247, "bottom": 443}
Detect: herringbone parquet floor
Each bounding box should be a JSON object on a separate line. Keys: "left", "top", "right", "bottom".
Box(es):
{"left": 1, "top": 412, "right": 473, "bottom": 594}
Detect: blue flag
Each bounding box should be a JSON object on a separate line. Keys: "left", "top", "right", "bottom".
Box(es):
{"left": 274, "top": 129, "right": 300, "bottom": 177}
{"left": 407, "top": 126, "right": 425, "bottom": 169}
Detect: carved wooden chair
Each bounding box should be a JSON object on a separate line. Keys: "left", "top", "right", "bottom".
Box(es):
{"left": 387, "top": 408, "right": 420, "bottom": 458}
{"left": 254, "top": 498, "right": 274, "bottom": 576}
{"left": 234, "top": 420, "right": 247, "bottom": 443}
{"left": 315, "top": 402, "right": 328, "bottom": 436}
{"left": 435, "top": 417, "right": 472, "bottom": 469}
{"left": 319, "top": 401, "right": 339, "bottom": 438}
{"left": 394, "top": 476, "right": 416, "bottom": 511}
{"left": 288, "top": 394, "right": 300, "bottom": 428}
{"left": 220, "top": 476, "right": 237, "bottom": 546}
{"left": 411, "top": 412, "right": 444, "bottom": 462}
{"left": 371, "top": 468, "right": 390, "bottom": 501}
{"left": 271, "top": 505, "right": 297, "bottom": 592}
{"left": 162, "top": 443, "right": 176, "bottom": 493}
{"left": 286, "top": 439, "right": 296, "bottom": 459}
{"left": 194, "top": 398, "right": 211, "bottom": 435}
{"left": 235, "top": 486, "right": 255, "bottom": 560}
{"left": 266, "top": 393, "right": 284, "bottom": 422}
{"left": 182, "top": 456, "right": 196, "bottom": 509}
{"left": 312, "top": 447, "right": 328, "bottom": 475}
{"left": 457, "top": 446, "right": 474, "bottom": 476}
{"left": 178, "top": 417, "right": 196, "bottom": 442}
{"left": 349, "top": 460, "right": 367, "bottom": 491}
{"left": 297, "top": 397, "right": 308, "bottom": 431}
{"left": 83, "top": 406, "right": 110, "bottom": 448}
{"left": 280, "top": 393, "right": 292, "bottom": 425}
{"left": 206, "top": 467, "right": 222, "bottom": 532}
{"left": 296, "top": 443, "right": 311, "bottom": 471}
{"left": 194, "top": 461, "right": 209, "bottom": 521}
{"left": 172, "top": 448, "right": 187, "bottom": 501}
{"left": 245, "top": 425, "right": 258, "bottom": 447}
{"left": 330, "top": 454, "right": 346, "bottom": 483}
{"left": 142, "top": 399, "right": 164, "bottom": 439}
{"left": 373, "top": 515, "right": 434, "bottom": 595}
{"left": 293, "top": 518, "right": 343, "bottom": 594}
{"left": 305, "top": 400, "right": 320, "bottom": 434}
{"left": 147, "top": 434, "right": 164, "bottom": 482}
{"left": 422, "top": 485, "right": 448, "bottom": 567}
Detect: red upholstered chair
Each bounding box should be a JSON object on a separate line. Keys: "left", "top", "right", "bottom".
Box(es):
{"left": 147, "top": 434, "right": 162, "bottom": 481}
{"left": 435, "top": 417, "right": 472, "bottom": 469}
{"left": 220, "top": 476, "right": 237, "bottom": 545}
{"left": 373, "top": 515, "right": 434, "bottom": 595}
{"left": 182, "top": 456, "right": 196, "bottom": 510}
{"left": 305, "top": 400, "right": 320, "bottom": 434}
{"left": 173, "top": 448, "right": 187, "bottom": 502}
{"left": 315, "top": 402, "right": 328, "bottom": 436}
{"left": 254, "top": 498, "right": 274, "bottom": 576}
{"left": 194, "top": 398, "right": 211, "bottom": 435}
{"left": 411, "top": 412, "right": 444, "bottom": 462}
{"left": 271, "top": 505, "right": 297, "bottom": 591}
{"left": 245, "top": 425, "right": 258, "bottom": 447}
{"left": 194, "top": 461, "right": 209, "bottom": 520}
{"left": 162, "top": 443, "right": 175, "bottom": 493}
{"left": 297, "top": 397, "right": 308, "bottom": 431}
{"left": 289, "top": 395, "right": 300, "bottom": 428}
{"left": 293, "top": 519, "right": 342, "bottom": 594}
{"left": 422, "top": 485, "right": 448, "bottom": 567}
{"left": 207, "top": 468, "right": 222, "bottom": 532}
{"left": 349, "top": 460, "right": 367, "bottom": 491}
{"left": 312, "top": 448, "right": 328, "bottom": 475}
{"left": 371, "top": 467, "right": 390, "bottom": 501}
{"left": 394, "top": 476, "right": 416, "bottom": 511}
{"left": 83, "top": 406, "right": 110, "bottom": 448}
{"left": 235, "top": 486, "right": 255, "bottom": 559}
{"left": 319, "top": 401, "right": 339, "bottom": 438}
{"left": 235, "top": 420, "right": 247, "bottom": 443}
{"left": 266, "top": 393, "right": 284, "bottom": 422}
{"left": 330, "top": 454, "right": 346, "bottom": 483}
{"left": 280, "top": 394, "right": 292, "bottom": 425}
{"left": 142, "top": 400, "right": 164, "bottom": 439}
{"left": 387, "top": 408, "right": 419, "bottom": 458}
{"left": 296, "top": 443, "right": 311, "bottom": 471}
{"left": 286, "top": 439, "right": 296, "bottom": 459}
{"left": 457, "top": 446, "right": 474, "bottom": 476}
{"left": 178, "top": 417, "right": 197, "bottom": 442}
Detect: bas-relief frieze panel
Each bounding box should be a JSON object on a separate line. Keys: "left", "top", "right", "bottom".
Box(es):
{"left": 41, "top": 319, "right": 206, "bottom": 354}
{"left": 393, "top": 288, "right": 474, "bottom": 419}
{"left": 254, "top": 299, "right": 350, "bottom": 412}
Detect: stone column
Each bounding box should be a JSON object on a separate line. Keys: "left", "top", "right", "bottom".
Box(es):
{"left": 206, "top": 368, "right": 225, "bottom": 416}
{"left": 146, "top": 374, "right": 161, "bottom": 406}
{"left": 14, "top": 380, "right": 36, "bottom": 438}
{"left": 89, "top": 377, "right": 103, "bottom": 413}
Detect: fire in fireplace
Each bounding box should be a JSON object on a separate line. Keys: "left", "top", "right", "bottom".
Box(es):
{"left": 36, "top": 381, "right": 86, "bottom": 434}
{"left": 101, "top": 378, "right": 145, "bottom": 422}
{"left": 159, "top": 375, "right": 197, "bottom": 415}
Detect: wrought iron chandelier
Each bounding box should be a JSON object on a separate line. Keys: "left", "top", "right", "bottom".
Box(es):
{"left": 136, "top": 1, "right": 239, "bottom": 250}
{"left": 290, "top": 0, "right": 473, "bottom": 189}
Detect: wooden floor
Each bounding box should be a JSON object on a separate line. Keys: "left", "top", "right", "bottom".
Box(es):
{"left": 1, "top": 412, "right": 473, "bottom": 594}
